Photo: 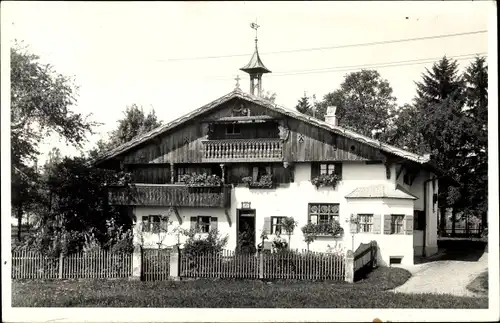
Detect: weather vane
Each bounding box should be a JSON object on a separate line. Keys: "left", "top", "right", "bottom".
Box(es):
{"left": 250, "top": 19, "right": 260, "bottom": 42}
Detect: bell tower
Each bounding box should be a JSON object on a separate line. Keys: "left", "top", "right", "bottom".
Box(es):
{"left": 240, "top": 22, "right": 271, "bottom": 97}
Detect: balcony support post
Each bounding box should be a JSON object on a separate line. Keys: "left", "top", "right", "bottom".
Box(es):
{"left": 220, "top": 163, "right": 226, "bottom": 184}
{"left": 170, "top": 162, "right": 175, "bottom": 184}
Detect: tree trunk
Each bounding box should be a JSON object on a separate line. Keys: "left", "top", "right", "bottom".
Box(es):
{"left": 17, "top": 205, "right": 23, "bottom": 242}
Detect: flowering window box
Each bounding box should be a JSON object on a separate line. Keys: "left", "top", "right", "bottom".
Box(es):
{"left": 311, "top": 173, "right": 341, "bottom": 189}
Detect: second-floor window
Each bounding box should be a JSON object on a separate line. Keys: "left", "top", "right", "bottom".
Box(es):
{"left": 311, "top": 162, "right": 343, "bottom": 179}
{"left": 320, "top": 163, "right": 336, "bottom": 175}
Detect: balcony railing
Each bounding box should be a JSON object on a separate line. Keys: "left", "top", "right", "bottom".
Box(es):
{"left": 108, "top": 184, "right": 231, "bottom": 208}
{"left": 202, "top": 138, "right": 283, "bottom": 162}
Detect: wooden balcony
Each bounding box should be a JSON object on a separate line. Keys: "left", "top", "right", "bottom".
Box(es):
{"left": 202, "top": 138, "right": 283, "bottom": 162}
{"left": 108, "top": 184, "right": 231, "bottom": 208}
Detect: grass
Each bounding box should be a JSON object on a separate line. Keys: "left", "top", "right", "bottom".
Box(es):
{"left": 12, "top": 267, "right": 487, "bottom": 308}
{"left": 466, "top": 270, "right": 488, "bottom": 295}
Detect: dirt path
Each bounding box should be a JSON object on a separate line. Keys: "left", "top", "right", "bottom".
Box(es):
{"left": 392, "top": 250, "right": 488, "bottom": 297}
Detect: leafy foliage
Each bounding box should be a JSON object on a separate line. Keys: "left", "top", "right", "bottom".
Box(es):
{"left": 313, "top": 70, "right": 397, "bottom": 138}
{"left": 181, "top": 229, "right": 229, "bottom": 257}
{"left": 311, "top": 173, "right": 341, "bottom": 189}
{"left": 241, "top": 174, "right": 274, "bottom": 188}
{"left": 179, "top": 173, "right": 223, "bottom": 186}
{"left": 301, "top": 220, "right": 344, "bottom": 250}
{"left": 11, "top": 42, "right": 97, "bottom": 241}
{"left": 280, "top": 217, "right": 298, "bottom": 249}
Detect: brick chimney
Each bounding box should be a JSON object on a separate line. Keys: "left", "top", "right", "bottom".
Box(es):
{"left": 325, "top": 106, "right": 338, "bottom": 126}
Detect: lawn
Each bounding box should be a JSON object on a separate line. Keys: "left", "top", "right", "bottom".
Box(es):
{"left": 12, "top": 267, "right": 488, "bottom": 308}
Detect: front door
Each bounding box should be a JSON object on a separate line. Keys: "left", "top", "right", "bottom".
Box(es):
{"left": 237, "top": 209, "right": 256, "bottom": 253}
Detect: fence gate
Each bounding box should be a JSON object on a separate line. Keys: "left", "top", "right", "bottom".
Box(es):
{"left": 142, "top": 248, "right": 171, "bottom": 281}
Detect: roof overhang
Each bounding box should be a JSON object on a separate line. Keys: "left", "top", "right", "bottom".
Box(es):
{"left": 93, "top": 88, "right": 445, "bottom": 173}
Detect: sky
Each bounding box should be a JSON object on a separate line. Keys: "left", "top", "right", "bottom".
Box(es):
{"left": 2, "top": 1, "right": 492, "bottom": 165}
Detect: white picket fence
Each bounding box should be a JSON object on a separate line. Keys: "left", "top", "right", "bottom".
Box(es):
{"left": 11, "top": 249, "right": 132, "bottom": 279}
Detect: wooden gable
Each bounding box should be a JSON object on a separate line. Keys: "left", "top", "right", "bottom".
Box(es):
{"left": 121, "top": 98, "right": 282, "bottom": 164}
{"left": 282, "top": 117, "right": 385, "bottom": 162}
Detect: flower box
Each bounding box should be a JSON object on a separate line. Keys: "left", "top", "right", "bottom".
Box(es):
{"left": 241, "top": 174, "right": 276, "bottom": 189}
{"left": 311, "top": 173, "right": 341, "bottom": 189}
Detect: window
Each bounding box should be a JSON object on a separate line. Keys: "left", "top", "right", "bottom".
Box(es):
{"left": 311, "top": 162, "right": 342, "bottom": 180}
{"left": 226, "top": 124, "right": 241, "bottom": 135}
{"left": 358, "top": 214, "right": 374, "bottom": 233}
{"left": 308, "top": 203, "right": 339, "bottom": 225}
{"left": 271, "top": 216, "right": 285, "bottom": 235}
{"left": 391, "top": 214, "right": 405, "bottom": 234}
{"left": 142, "top": 215, "right": 168, "bottom": 233}
{"left": 403, "top": 173, "right": 411, "bottom": 185}
{"left": 197, "top": 216, "right": 211, "bottom": 233}
{"left": 252, "top": 165, "right": 272, "bottom": 181}
{"left": 320, "top": 163, "right": 336, "bottom": 175}
{"left": 414, "top": 210, "right": 425, "bottom": 231}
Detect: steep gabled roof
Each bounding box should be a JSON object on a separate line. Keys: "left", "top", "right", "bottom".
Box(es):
{"left": 93, "top": 88, "right": 438, "bottom": 173}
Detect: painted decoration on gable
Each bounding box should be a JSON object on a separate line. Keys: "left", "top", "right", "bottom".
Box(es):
{"left": 298, "top": 133, "right": 305, "bottom": 143}
{"left": 278, "top": 120, "right": 290, "bottom": 141}
{"left": 232, "top": 102, "right": 250, "bottom": 117}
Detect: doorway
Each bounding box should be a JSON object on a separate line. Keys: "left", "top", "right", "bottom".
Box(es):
{"left": 237, "top": 209, "right": 256, "bottom": 253}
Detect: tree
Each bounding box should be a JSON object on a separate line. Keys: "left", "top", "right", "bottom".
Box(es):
{"left": 26, "top": 155, "right": 132, "bottom": 255}
{"left": 281, "top": 217, "right": 298, "bottom": 249}
{"left": 316, "top": 70, "right": 397, "bottom": 138}
{"left": 11, "top": 41, "right": 96, "bottom": 240}
{"left": 295, "top": 92, "right": 312, "bottom": 115}
{"left": 410, "top": 56, "right": 469, "bottom": 234}
{"left": 107, "top": 104, "right": 162, "bottom": 150}
{"left": 461, "top": 57, "right": 488, "bottom": 227}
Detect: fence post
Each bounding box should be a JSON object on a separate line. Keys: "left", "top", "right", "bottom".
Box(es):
{"left": 169, "top": 245, "right": 180, "bottom": 281}
{"left": 58, "top": 252, "right": 64, "bottom": 279}
{"left": 259, "top": 251, "right": 264, "bottom": 279}
{"left": 130, "top": 245, "right": 142, "bottom": 281}
{"left": 345, "top": 250, "right": 354, "bottom": 283}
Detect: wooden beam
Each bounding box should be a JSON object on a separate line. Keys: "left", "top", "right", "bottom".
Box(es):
{"left": 169, "top": 206, "right": 182, "bottom": 224}
{"left": 396, "top": 164, "right": 405, "bottom": 180}
{"left": 225, "top": 208, "right": 232, "bottom": 227}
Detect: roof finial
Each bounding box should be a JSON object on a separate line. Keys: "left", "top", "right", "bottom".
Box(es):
{"left": 250, "top": 19, "right": 260, "bottom": 48}
{"left": 234, "top": 75, "right": 241, "bottom": 89}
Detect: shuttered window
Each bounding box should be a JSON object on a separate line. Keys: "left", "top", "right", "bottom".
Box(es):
{"left": 358, "top": 214, "right": 374, "bottom": 233}
{"left": 271, "top": 216, "right": 285, "bottom": 235}
{"left": 190, "top": 216, "right": 218, "bottom": 233}
{"left": 391, "top": 214, "right": 405, "bottom": 234}
{"left": 311, "top": 162, "right": 343, "bottom": 180}
{"left": 142, "top": 215, "right": 168, "bottom": 233}
{"left": 383, "top": 214, "right": 414, "bottom": 235}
